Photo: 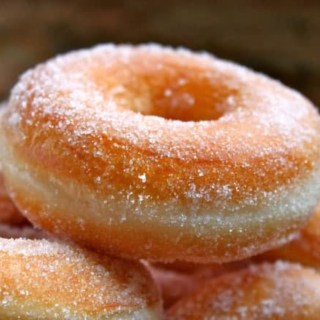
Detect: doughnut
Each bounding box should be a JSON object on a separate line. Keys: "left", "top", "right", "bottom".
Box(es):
{"left": 1, "top": 44, "right": 320, "bottom": 263}
{"left": 167, "top": 262, "right": 320, "bottom": 319}
{"left": 0, "top": 238, "right": 162, "bottom": 319}
{"left": 258, "top": 204, "right": 320, "bottom": 268}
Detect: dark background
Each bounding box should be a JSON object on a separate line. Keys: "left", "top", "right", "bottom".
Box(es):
{"left": 1, "top": 0, "right": 319, "bottom": 108}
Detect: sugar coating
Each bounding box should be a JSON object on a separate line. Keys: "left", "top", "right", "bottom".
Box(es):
{"left": 1, "top": 44, "right": 320, "bottom": 263}
{"left": 167, "top": 261, "right": 320, "bottom": 319}
{"left": 0, "top": 238, "right": 162, "bottom": 319}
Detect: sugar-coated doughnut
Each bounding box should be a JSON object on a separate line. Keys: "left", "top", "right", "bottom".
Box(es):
{"left": 1, "top": 44, "right": 320, "bottom": 263}
{"left": 167, "top": 262, "right": 320, "bottom": 320}
{"left": 259, "top": 204, "right": 320, "bottom": 268}
{"left": 0, "top": 238, "right": 162, "bottom": 319}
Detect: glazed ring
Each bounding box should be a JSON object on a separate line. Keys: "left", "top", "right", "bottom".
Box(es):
{"left": 0, "top": 238, "right": 162, "bottom": 319}
{"left": 167, "top": 262, "right": 320, "bottom": 320}
{"left": 1, "top": 44, "right": 320, "bottom": 263}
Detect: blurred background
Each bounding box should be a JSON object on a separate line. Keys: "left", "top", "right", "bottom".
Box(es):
{"left": 0, "top": 0, "right": 319, "bottom": 108}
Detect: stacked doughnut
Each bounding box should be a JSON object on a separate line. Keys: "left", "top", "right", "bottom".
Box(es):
{"left": 0, "top": 44, "right": 320, "bottom": 319}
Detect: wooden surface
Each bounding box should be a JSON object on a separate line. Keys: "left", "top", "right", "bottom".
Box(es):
{"left": 0, "top": 0, "right": 319, "bottom": 108}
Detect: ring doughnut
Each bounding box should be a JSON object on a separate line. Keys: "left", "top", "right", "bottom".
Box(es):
{"left": 0, "top": 238, "right": 162, "bottom": 319}
{"left": 167, "top": 262, "right": 320, "bottom": 319}
{"left": 1, "top": 44, "right": 320, "bottom": 263}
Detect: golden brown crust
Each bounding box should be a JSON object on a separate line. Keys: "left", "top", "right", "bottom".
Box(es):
{"left": 1, "top": 44, "right": 320, "bottom": 263}
{"left": 167, "top": 262, "right": 320, "bottom": 320}
{"left": 0, "top": 238, "right": 162, "bottom": 319}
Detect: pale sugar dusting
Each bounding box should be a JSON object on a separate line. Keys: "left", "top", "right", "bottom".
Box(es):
{"left": 168, "top": 262, "right": 320, "bottom": 319}
{"left": 138, "top": 173, "right": 147, "bottom": 183}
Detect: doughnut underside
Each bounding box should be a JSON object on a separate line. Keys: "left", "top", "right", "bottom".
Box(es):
{"left": 167, "top": 262, "right": 320, "bottom": 320}
{"left": 1, "top": 44, "right": 320, "bottom": 263}
{"left": 0, "top": 238, "right": 162, "bottom": 319}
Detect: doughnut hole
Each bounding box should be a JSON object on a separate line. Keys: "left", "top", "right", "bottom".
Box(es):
{"left": 93, "top": 53, "right": 239, "bottom": 121}
{"left": 149, "top": 74, "right": 238, "bottom": 121}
